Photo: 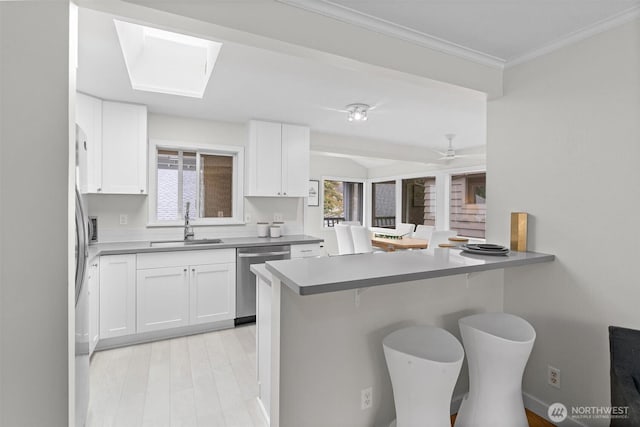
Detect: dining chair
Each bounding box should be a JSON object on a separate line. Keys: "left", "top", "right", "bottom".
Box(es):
{"left": 427, "top": 230, "right": 457, "bottom": 250}
{"left": 396, "top": 223, "right": 416, "bottom": 237}
{"left": 351, "top": 225, "right": 374, "bottom": 254}
{"left": 413, "top": 225, "right": 435, "bottom": 241}
{"left": 334, "top": 224, "right": 355, "bottom": 255}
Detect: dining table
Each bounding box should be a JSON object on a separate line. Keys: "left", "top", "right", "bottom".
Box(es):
{"left": 371, "top": 235, "right": 429, "bottom": 252}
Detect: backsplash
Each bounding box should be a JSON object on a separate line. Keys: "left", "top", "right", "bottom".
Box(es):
{"left": 88, "top": 194, "right": 304, "bottom": 242}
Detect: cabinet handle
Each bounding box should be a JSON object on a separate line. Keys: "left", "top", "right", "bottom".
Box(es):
{"left": 97, "top": 188, "right": 102, "bottom": 192}
{"left": 183, "top": 268, "right": 187, "bottom": 272}
{"left": 92, "top": 263, "right": 98, "bottom": 267}
{"left": 277, "top": 192, "right": 281, "bottom": 195}
{"left": 300, "top": 249, "right": 312, "bottom": 253}
{"left": 192, "top": 268, "right": 195, "bottom": 272}
{"left": 140, "top": 189, "right": 144, "bottom": 193}
{"left": 283, "top": 192, "right": 287, "bottom": 195}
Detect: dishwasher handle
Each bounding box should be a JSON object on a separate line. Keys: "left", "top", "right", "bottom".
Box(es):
{"left": 238, "top": 250, "right": 290, "bottom": 258}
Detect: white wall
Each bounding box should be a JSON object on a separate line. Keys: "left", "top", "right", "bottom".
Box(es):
{"left": 487, "top": 18, "right": 640, "bottom": 426}
{"left": 0, "top": 2, "right": 72, "bottom": 426}
{"left": 276, "top": 269, "right": 504, "bottom": 427}
{"left": 306, "top": 153, "right": 368, "bottom": 254}
{"left": 88, "top": 113, "right": 304, "bottom": 241}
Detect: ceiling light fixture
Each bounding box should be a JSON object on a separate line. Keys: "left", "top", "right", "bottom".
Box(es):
{"left": 346, "top": 103, "right": 370, "bottom": 122}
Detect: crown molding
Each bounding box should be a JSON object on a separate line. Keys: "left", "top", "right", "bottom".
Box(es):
{"left": 505, "top": 6, "right": 640, "bottom": 68}
{"left": 275, "top": 0, "right": 506, "bottom": 69}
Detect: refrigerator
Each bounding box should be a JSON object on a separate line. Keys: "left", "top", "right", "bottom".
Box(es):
{"left": 75, "top": 125, "right": 90, "bottom": 427}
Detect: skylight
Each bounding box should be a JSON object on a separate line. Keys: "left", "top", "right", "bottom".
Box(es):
{"left": 114, "top": 20, "right": 222, "bottom": 98}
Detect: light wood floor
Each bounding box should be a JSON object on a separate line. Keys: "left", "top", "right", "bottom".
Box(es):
{"left": 88, "top": 325, "right": 556, "bottom": 427}
{"left": 87, "top": 325, "right": 267, "bottom": 427}
{"left": 451, "top": 410, "right": 556, "bottom": 427}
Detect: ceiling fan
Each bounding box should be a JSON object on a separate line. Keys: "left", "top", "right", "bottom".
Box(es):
{"left": 436, "top": 134, "right": 485, "bottom": 162}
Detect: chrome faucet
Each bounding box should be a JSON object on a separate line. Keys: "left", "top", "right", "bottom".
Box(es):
{"left": 184, "top": 202, "right": 194, "bottom": 241}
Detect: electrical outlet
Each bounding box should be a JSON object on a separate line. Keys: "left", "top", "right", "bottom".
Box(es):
{"left": 361, "top": 387, "right": 372, "bottom": 410}
{"left": 548, "top": 365, "right": 561, "bottom": 389}
{"left": 273, "top": 213, "right": 283, "bottom": 222}
{"left": 119, "top": 214, "right": 128, "bottom": 225}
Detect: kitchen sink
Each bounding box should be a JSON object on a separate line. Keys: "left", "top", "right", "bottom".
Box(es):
{"left": 150, "top": 238, "right": 224, "bottom": 247}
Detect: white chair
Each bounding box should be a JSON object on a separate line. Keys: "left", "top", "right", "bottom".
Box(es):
{"left": 350, "top": 226, "right": 373, "bottom": 254}
{"left": 334, "top": 224, "right": 354, "bottom": 255}
{"left": 384, "top": 326, "right": 464, "bottom": 427}
{"left": 454, "top": 313, "right": 536, "bottom": 427}
{"left": 426, "top": 230, "right": 457, "bottom": 250}
{"left": 413, "top": 225, "right": 435, "bottom": 241}
{"left": 396, "top": 223, "right": 415, "bottom": 237}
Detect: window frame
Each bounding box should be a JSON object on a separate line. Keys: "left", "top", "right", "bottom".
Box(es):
{"left": 321, "top": 176, "right": 366, "bottom": 229}
{"left": 148, "top": 139, "right": 244, "bottom": 227}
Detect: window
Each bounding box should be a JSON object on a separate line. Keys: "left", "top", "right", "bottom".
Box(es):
{"left": 450, "top": 172, "right": 486, "bottom": 238}
{"left": 371, "top": 180, "right": 396, "bottom": 228}
{"left": 323, "top": 179, "right": 363, "bottom": 227}
{"left": 401, "top": 177, "right": 436, "bottom": 226}
{"left": 150, "top": 141, "right": 243, "bottom": 225}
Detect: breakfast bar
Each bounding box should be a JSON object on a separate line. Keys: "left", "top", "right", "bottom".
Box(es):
{"left": 253, "top": 248, "right": 554, "bottom": 427}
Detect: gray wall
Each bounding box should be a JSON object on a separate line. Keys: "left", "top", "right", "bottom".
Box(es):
{"left": 0, "top": 2, "right": 72, "bottom": 426}
{"left": 487, "top": 18, "right": 640, "bottom": 426}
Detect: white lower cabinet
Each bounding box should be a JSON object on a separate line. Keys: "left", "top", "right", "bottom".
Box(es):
{"left": 190, "top": 263, "right": 236, "bottom": 325}
{"left": 99, "top": 254, "right": 136, "bottom": 339}
{"left": 134, "top": 249, "right": 236, "bottom": 335}
{"left": 88, "top": 259, "right": 100, "bottom": 355}
{"left": 137, "top": 266, "right": 190, "bottom": 333}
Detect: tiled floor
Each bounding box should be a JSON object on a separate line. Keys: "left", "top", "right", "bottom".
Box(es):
{"left": 87, "top": 325, "right": 267, "bottom": 427}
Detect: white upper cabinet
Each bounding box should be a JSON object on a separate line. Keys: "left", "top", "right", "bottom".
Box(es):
{"left": 281, "top": 124, "right": 311, "bottom": 197}
{"left": 76, "top": 95, "right": 148, "bottom": 195}
{"left": 247, "top": 120, "right": 310, "bottom": 197}
{"left": 76, "top": 92, "right": 102, "bottom": 193}
{"left": 101, "top": 101, "right": 148, "bottom": 194}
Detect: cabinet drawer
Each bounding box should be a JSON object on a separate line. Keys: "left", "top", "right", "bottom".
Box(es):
{"left": 291, "top": 243, "right": 321, "bottom": 259}
{"left": 137, "top": 249, "right": 235, "bottom": 269}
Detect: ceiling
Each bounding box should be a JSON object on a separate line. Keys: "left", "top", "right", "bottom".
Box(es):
{"left": 77, "top": 8, "right": 487, "bottom": 154}
{"left": 281, "top": 0, "right": 640, "bottom": 64}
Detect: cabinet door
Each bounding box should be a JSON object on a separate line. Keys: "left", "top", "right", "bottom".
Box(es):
{"left": 99, "top": 255, "right": 136, "bottom": 339}
{"left": 291, "top": 243, "right": 321, "bottom": 259}
{"left": 189, "top": 263, "right": 236, "bottom": 324}
{"left": 281, "top": 124, "right": 310, "bottom": 197}
{"left": 76, "top": 92, "right": 102, "bottom": 193}
{"left": 88, "top": 260, "right": 100, "bottom": 355}
{"left": 248, "top": 121, "right": 282, "bottom": 196}
{"left": 101, "top": 101, "right": 147, "bottom": 194}
{"left": 137, "top": 267, "right": 189, "bottom": 333}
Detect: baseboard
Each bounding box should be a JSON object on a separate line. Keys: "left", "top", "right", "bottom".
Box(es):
{"left": 523, "top": 392, "right": 588, "bottom": 427}
{"left": 450, "top": 392, "right": 587, "bottom": 426}
{"left": 95, "top": 319, "right": 235, "bottom": 351}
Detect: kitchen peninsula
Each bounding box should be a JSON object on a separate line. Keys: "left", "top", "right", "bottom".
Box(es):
{"left": 253, "top": 248, "right": 554, "bottom": 427}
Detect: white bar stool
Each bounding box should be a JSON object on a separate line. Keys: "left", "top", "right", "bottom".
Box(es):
{"left": 383, "top": 326, "right": 464, "bottom": 427}
{"left": 454, "top": 313, "right": 536, "bottom": 427}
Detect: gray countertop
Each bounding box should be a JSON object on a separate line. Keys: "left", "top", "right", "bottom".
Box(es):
{"left": 265, "top": 248, "right": 554, "bottom": 295}
{"left": 250, "top": 264, "right": 272, "bottom": 283}
{"left": 89, "top": 234, "right": 323, "bottom": 259}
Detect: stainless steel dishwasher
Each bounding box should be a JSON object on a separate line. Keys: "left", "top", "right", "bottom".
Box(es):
{"left": 236, "top": 245, "right": 290, "bottom": 325}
